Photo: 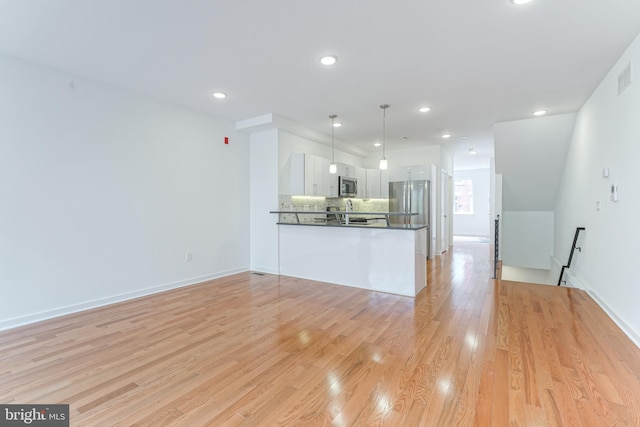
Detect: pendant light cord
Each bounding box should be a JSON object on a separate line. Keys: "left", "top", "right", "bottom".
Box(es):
{"left": 382, "top": 107, "right": 386, "bottom": 159}
{"left": 380, "top": 104, "right": 389, "bottom": 159}
{"left": 329, "top": 114, "right": 337, "bottom": 163}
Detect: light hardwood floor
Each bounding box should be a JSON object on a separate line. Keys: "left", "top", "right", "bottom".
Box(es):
{"left": 1, "top": 242, "right": 640, "bottom": 426}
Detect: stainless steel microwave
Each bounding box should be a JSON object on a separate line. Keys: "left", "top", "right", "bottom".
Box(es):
{"left": 338, "top": 176, "right": 357, "bottom": 197}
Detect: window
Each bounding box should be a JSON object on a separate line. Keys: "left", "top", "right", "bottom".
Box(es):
{"left": 454, "top": 180, "right": 474, "bottom": 214}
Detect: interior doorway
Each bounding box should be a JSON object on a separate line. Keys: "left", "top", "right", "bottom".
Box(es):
{"left": 440, "top": 170, "right": 449, "bottom": 254}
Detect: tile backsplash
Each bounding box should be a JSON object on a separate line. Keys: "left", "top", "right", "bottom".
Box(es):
{"left": 277, "top": 195, "right": 389, "bottom": 223}
{"left": 278, "top": 195, "right": 327, "bottom": 223}
{"left": 326, "top": 197, "right": 388, "bottom": 212}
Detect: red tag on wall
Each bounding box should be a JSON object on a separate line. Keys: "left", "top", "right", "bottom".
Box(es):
{"left": 224, "top": 137, "right": 229, "bottom": 145}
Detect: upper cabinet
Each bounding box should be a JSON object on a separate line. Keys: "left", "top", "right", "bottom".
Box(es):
{"left": 291, "top": 153, "right": 386, "bottom": 199}
{"left": 305, "top": 155, "right": 331, "bottom": 196}
{"left": 290, "top": 153, "right": 305, "bottom": 195}
{"left": 388, "top": 166, "right": 408, "bottom": 182}
{"left": 337, "top": 162, "right": 353, "bottom": 177}
{"left": 380, "top": 169, "right": 389, "bottom": 198}
{"left": 356, "top": 167, "right": 366, "bottom": 198}
{"left": 316, "top": 157, "right": 331, "bottom": 196}
{"left": 388, "top": 164, "right": 431, "bottom": 183}
{"left": 364, "top": 169, "right": 389, "bottom": 199}
{"left": 366, "top": 169, "right": 380, "bottom": 198}
{"left": 291, "top": 153, "right": 332, "bottom": 197}
{"left": 329, "top": 169, "right": 339, "bottom": 197}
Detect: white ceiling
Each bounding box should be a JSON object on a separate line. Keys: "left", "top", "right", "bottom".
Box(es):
{"left": 1, "top": 0, "right": 639, "bottom": 169}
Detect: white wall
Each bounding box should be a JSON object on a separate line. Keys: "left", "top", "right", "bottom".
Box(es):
{"left": 453, "top": 168, "right": 490, "bottom": 236}
{"left": 250, "top": 129, "right": 279, "bottom": 274}
{"left": 0, "top": 54, "right": 250, "bottom": 329}
{"left": 501, "top": 266, "right": 553, "bottom": 286}
{"left": 502, "top": 211, "right": 554, "bottom": 270}
{"left": 554, "top": 32, "right": 640, "bottom": 345}
{"left": 440, "top": 147, "right": 454, "bottom": 177}
{"left": 494, "top": 113, "right": 576, "bottom": 211}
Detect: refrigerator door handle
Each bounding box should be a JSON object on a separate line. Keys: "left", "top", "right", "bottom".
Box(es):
{"left": 406, "top": 181, "right": 412, "bottom": 225}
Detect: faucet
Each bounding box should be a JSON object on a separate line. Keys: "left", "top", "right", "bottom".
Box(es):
{"left": 344, "top": 199, "right": 353, "bottom": 225}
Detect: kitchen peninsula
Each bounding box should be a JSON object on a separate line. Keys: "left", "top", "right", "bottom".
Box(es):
{"left": 270, "top": 210, "right": 427, "bottom": 297}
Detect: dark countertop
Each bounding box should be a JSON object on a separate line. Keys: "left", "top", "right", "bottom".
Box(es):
{"left": 276, "top": 221, "right": 428, "bottom": 231}
{"left": 270, "top": 210, "right": 425, "bottom": 230}
{"left": 271, "top": 210, "right": 417, "bottom": 216}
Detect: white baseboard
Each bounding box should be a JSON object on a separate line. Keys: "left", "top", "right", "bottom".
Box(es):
{"left": 0, "top": 267, "right": 248, "bottom": 331}
{"left": 551, "top": 255, "right": 586, "bottom": 288}
{"left": 533, "top": 259, "right": 639, "bottom": 349}
{"left": 586, "top": 289, "right": 640, "bottom": 349}
{"left": 250, "top": 266, "right": 280, "bottom": 275}
{"left": 563, "top": 270, "right": 587, "bottom": 289}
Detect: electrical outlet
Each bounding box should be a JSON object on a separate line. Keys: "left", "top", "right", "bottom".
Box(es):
{"left": 186, "top": 252, "right": 193, "bottom": 262}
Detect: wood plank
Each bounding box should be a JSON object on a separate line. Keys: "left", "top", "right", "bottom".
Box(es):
{"left": 1, "top": 243, "right": 639, "bottom": 425}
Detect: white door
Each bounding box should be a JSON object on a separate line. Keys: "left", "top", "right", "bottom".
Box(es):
{"left": 440, "top": 170, "right": 448, "bottom": 253}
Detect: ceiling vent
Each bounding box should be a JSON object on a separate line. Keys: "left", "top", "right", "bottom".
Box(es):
{"left": 618, "top": 62, "right": 632, "bottom": 95}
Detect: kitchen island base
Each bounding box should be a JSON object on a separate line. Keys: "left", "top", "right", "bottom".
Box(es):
{"left": 278, "top": 224, "right": 427, "bottom": 297}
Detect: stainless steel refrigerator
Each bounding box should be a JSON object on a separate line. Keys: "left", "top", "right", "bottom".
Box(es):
{"left": 389, "top": 180, "right": 431, "bottom": 258}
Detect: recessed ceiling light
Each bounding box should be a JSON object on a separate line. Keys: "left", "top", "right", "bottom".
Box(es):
{"left": 442, "top": 134, "right": 451, "bottom": 139}
{"left": 333, "top": 122, "right": 342, "bottom": 128}
{"left": 374, "top": 142, "right": 382, "bottom": 147}
{"left": 533, "top": 110, "right": 547, "bottom": 116}
{"left": 320, "top": 55, "right": 338, "bottom": 66}
{"left": 468, "top": 148, "right": 477, "bottom": 155}
{"left": 512, "top": 0, "right": 533, "bottom": 4}
{"left": 212, "top": 91, "right": 227, "bottom": 99}
{"left": 418, "top": 107, "right": 431, "bottom": 113}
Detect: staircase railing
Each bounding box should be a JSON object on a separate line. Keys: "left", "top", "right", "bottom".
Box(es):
{"left": 493, "top": 215, "right": 500, "bottom": 279}
{"left": 557, "top": 227, "right": 585, "bottom": 286}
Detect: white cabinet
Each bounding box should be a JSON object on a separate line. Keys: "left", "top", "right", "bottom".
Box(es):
{"left": 292, "top": 154, "right": 379, "bottom": 199}
{"left": 290, "top": 153, "right": 305, "bottom": 195}
{"left": 329, "top": 173, "right": 338, "bottom": 197}
{"left": 291, "top": 153, "right": 331, "bottom": 196}
{"left": 304, "top": 155, "right": 315, "bottom": 195}
{"left": 366, "top": 169, "right": 380, "bottom": 198}
{"left": 337, "top": 162, "right": 354, "bottom": 177}
{"left": 356, "top": 167, "right": 366, "bottom": 198}
{"left": 389, "top": 164, "right": 431, "bottom": 183}
{"left": 406, "top": 164, "right": 430, "bottom": 182}
{"left": 316, "top": 157, "right": 330, "bottom": 196}
{"left": 381, "top": 169, "right": 389, "bottom": 198}
{"left": 388, "top": 166, "right": 411, "bottom": 182}
{"left": 364, "top": 169, "right": 389, "bottom": 199}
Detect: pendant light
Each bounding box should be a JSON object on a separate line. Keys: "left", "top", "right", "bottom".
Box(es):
{"left": 379, "top": 104, "right": 389, "bottom": 170}
{"left": 329, "top": 114, "right": 338, "bottom": 174}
